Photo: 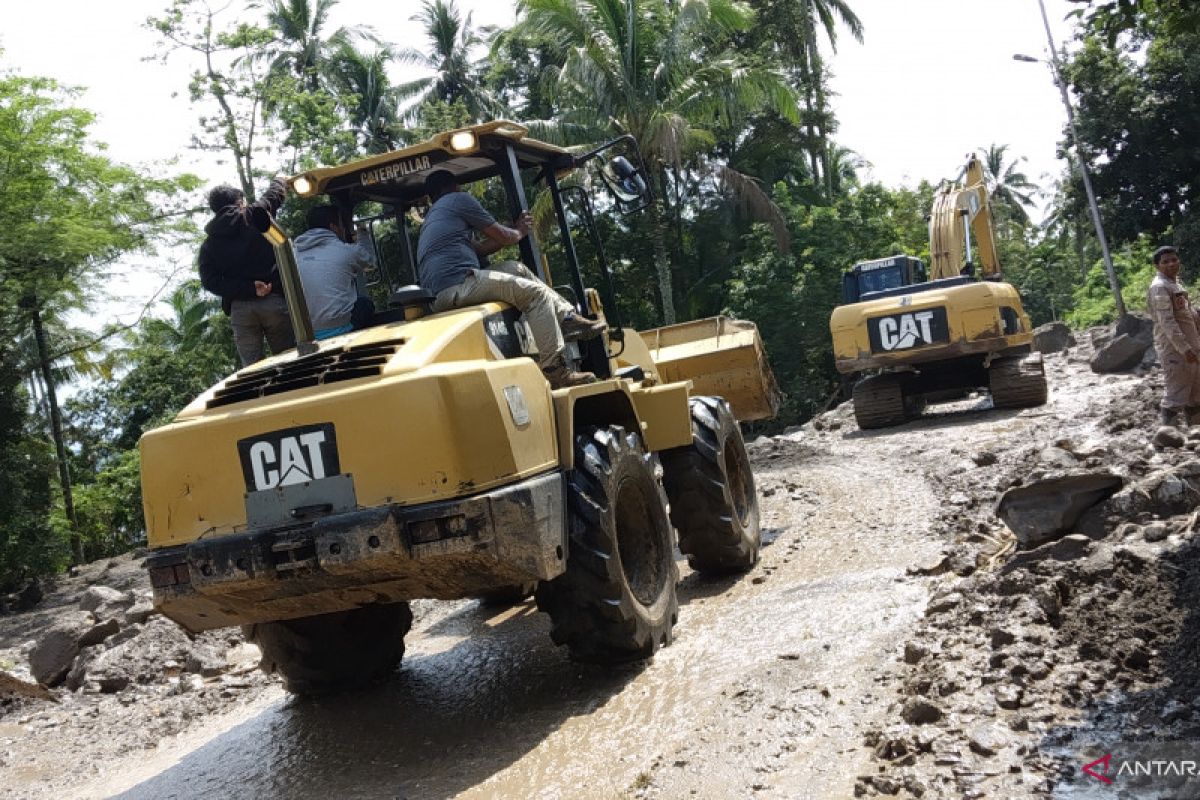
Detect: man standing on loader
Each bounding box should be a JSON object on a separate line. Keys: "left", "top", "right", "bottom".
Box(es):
{"left": 199, "top": 178, "right": 295, "bottom": 365}
{"left": 416, "top": 169, "right": 605, "bottom": 387}
{"left": 1147, "top": 245, "right": 1200, "bottom": 427}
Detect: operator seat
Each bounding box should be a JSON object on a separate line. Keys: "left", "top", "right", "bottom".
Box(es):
{"left": 373, "top": 285, "right": 436, "bottom": 324}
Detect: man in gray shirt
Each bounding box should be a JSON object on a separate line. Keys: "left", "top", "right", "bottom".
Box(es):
{"left": 295, "top": 205, "right": 377, "bottom": 339}
{"left": 416, "top": 169, "right": 605, "bottom": 387}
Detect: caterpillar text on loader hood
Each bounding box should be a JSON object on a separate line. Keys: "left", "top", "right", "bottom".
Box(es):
{"left": 829, "top": 154, "right": 1048, "bottom": 430}
{"left": 141, "top": 121, "right": 781, "bottom": 694}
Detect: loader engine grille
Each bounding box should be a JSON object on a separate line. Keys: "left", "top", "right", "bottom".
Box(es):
{"left": 206, "top": 338, "right": 405, "bottom": 409}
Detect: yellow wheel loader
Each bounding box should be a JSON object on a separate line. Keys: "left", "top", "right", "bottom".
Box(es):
{"left": 829, "top": 154, "right": 1047, "bottom": 430}
{"left": 141, "top": 122, "right": 780, "bottom": 694}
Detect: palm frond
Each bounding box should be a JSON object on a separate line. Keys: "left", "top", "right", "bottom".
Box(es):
{"left": 712, "top": 162, "right": 791, "bottom": 252}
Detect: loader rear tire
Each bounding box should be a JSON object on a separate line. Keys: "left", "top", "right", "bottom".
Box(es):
{"left": 989, "top": 355, "right": 1048, "bottom": 409}
{"left": 853, "top": 374, "right": 919, "bottom": 429}
{"left": 662, "top": 396, "right": 761, "bottom": 574}
{"left": 536, "top": 426, "right": 679, "bottom": 664}
{"left": 244, "top": 602, "right": 412, "bottom": 696}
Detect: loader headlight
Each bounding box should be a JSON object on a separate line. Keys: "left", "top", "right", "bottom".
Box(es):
{"left": 449, "top": 131, "right": 476, "bottom": 152}
{"left": 293, "top": 175, "right": 315, "bottom": 197}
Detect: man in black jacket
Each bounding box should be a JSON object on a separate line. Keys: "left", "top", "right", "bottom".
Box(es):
{"left": 198, "top": 179, "right": 295, "bottom": 365}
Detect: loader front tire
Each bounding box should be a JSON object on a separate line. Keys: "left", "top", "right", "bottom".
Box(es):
{"left": 662, "top": 396, "right": 761, "bottom": 574}
{"left": 244, "top": 602, "right": 413, "bottom": 696}
{"left": 536, "top": 426, "right": 679, "bottom": 663}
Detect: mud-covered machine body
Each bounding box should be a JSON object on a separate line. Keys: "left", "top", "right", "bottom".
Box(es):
{"left": 140, "top": 122, "right": 780, "bottom": 692}
{"left": 829, "top": 154, "right": 1047, "bottom": 429}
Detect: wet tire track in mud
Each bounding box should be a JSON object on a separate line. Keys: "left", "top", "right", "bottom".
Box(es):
{"left": 71, "top": 449, "right": 945, "bottom": 800}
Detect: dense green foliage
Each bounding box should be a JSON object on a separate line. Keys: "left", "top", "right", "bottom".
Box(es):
{"left": 0, "top": 69, "right": 194, "bottom": 583}
{"left": 0, "top": 0, "right": 1188, "bottom": 582}
{"left": 1065, "top": 23, "right": 1200, "bottom": 259}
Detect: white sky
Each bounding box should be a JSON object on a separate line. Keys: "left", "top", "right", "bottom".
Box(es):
{"left": 829, "top": 0, "right": 1079, "bottom": 191}
{"left": 2, "top": 0, "right": 1081, "bottom": 325}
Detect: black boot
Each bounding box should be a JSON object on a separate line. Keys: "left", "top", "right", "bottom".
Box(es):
{"left": 1187, "top": 405, "right": 1200, "bottom": 427}
{"left": 1161, "top": 406, "right": 1185, "bottom": 428}
{"left": 560, "top": 313, "right": 607, "bottom": 342}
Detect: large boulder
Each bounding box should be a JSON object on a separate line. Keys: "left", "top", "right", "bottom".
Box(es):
{"left": 997, "top": 471, "right": 1125, "bottom": 548}
{"left": 1033, "top": 322, "right": 1076, "bottom": 354}
{"left": 1090, "top": 333, "right": 1151, "bottom": 373}
{"left": 28, "top": 611, "right": 94, "bottom": 686}
{"left": 15, "top": 580, "right": 43, "bottom": 611}
{"left": 78, "top": 585, "right": 134, "bottom": 621}
{"left": 1115, "top": 312, "right": 1153, "bottom": 340}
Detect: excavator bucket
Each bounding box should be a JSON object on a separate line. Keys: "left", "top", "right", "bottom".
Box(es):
{"left": 640, "top": 316, "right": 782, "bottom": 421}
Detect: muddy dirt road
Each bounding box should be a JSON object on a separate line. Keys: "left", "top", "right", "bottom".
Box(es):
{"left": 70, "top": 450, "right": 942, "bottom": 800}
{"left": 3, "top": 346, "right": 1147, "bottom": 799}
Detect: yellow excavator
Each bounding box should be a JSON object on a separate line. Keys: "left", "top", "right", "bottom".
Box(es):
{"left": 829, "top": 154, "right": 1047, "bottom": 429}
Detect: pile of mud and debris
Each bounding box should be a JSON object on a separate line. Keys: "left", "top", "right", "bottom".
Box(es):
{"left": 845, "top": 319, "right": 1200, "bottom": 799}
{"left": 0, "top": 552, "right": 277, "bottom": 787}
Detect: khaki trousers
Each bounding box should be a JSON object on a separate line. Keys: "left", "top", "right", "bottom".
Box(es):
{"left": 432, "top": 261, "right": 574, "bottom": 366}
{"left": 1161, "top": 349, "right": 1200, "bottom": 408}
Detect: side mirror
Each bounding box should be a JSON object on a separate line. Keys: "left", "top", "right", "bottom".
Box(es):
{"left": 600, "top": 156, "right": 651, "bottom": 212}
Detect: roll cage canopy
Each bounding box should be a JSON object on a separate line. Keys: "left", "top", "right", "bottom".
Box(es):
{"left": 289, "top": 121, "right": 576, "bottom": 208}
{"left": 278, "top": 120, "right": 650, "bottom": 379}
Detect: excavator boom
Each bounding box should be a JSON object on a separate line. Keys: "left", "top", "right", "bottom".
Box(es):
{"left": 928, "top": 155, "right": 1001, "bottom": 280}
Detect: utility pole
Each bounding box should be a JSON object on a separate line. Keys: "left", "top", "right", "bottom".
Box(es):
{"left": 1015, "top": 0, "right": 1125, "bottom": 316}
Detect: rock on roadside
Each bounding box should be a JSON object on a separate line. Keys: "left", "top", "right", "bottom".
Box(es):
{"left": 1090, "top": 333, "right": 1151, "bottom": 373}
{"left": 996, "top": 471, "right": 1124, "bottom": 548}
{"left": 1033, "top": 322, "right": 1076, "bottom": 354}
{"left": 28, "top": 611, "right": 95, "bottom": 686}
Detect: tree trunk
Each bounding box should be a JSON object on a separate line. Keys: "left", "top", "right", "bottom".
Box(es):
{"left": 797, "top": 7, "right": 822, "bottom": 188}
{"left": 1074, "top": 212, "right": 1088, "bottom": 280}
{"left": 807, "top": 27, "right": 833, "bottom": 199}
{"left": 30, "top": 301, "right": 82, "bottom": 564}
{"left": 648, "top": 201, "right": 677, "bottom": 325}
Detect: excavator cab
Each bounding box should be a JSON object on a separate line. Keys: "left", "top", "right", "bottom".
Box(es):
{"left": 841, "top": 256, "right": 927, "bottom": 304}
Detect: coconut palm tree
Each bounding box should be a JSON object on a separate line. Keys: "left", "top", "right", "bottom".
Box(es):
{"left": 798, "top": 0, "right": 863, "bottom": 196}
{"left": 395, "top": 0, "right": 502, "bottom": 123}
{"left": 516, "top": 0, "right": 800, "bottom": 323}
{"left": 138, "top": 280, "right": 228, "bottom": 353}
{"left": 827, "top": 144, "right": 869, "bottom": 195}
{"left": 260, "top": 0, "right": 369, "bottom": 91}
{"left": 980, "top": 143, "right": 1038, "bottom": 229}
{"left": 750, "top": 0, "right": 862, "bottom": 194}
{"left": 326, "top": 43, "right": 404, "bottom": 153}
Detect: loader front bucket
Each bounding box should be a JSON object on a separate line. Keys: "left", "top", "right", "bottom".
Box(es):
{"left": 640, "top": 316, "right": 782, "bottom": 422}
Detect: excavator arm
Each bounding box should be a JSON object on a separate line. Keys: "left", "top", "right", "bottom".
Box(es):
{"left": 928, "top": 155, "right": 1001, "bottom": 281}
